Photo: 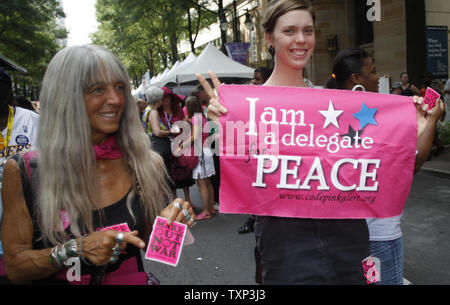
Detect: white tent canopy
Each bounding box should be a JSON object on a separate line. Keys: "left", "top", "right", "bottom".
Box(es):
{"left": 152, "top": 52, "right": 197, "bottom": 87}
{"left": 175, "top": 43, "right": 254, "bottom": 84}
{"left": 132, "top": 83, "right": 144, "bottom": 99}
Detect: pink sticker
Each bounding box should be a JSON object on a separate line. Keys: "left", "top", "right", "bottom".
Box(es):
{"left": 60, "top": 210, "right": 71, "bottom": 230}
{"left": 362, "top": 256, "right": 381, "bottom": 284}
{"left": 144, "top": 216, "right": 187, "bottom": 267}
{"left": 97, "top": 223, "right": 131, "bottom": 232}
{"left": 424, "top": 87, "right": 440, "bottom": 110}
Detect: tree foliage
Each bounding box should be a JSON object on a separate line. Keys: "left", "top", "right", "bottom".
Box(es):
{"left": 0, "top": 0, "right": 67, "bottom": 96}
{"left": 92, "top": 0, "right": 217, "bottom": 86}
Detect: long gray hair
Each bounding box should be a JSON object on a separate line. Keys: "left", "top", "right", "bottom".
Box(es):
{"left": 38, "top": 45, "right": 170, "bottom": 245}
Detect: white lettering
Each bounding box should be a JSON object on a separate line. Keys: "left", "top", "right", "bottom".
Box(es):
{"left": 277, "top": 156, "right": 302, "bottom": 189}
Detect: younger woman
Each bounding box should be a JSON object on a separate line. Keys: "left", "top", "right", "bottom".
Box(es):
{"left": 198, "top": 0, "right": 443, "bottom": 284}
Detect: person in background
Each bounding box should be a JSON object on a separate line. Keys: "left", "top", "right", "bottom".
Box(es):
{"left": 191, "top": 83, "right": 221, "bottom": 212}
{"left": 324, "top": 47, "right": 445, "bottom": 285}
{"left": 0, "top": 45, "right": 194, "bottom": 285}
{"left": 252, "top": 67, "right": 273, "bottom": 85}
{"left": 136, "top": 98, "right": 147, "bottom": 124}
{"left": 0, "top": 69, "right": 40, "bottom": 278}
{"left": 400, "top": 72, "right": 420, "bottom": 96}
{"left": 143, "top": 86, "right": 185, "bottom": 200}
{"left": 179, "top": 96, "right": 215, "bottom": 221}
{"left": 391, "top": 82, "right": 403, "bottom": 95}
{"left": 11, "top": 96, "right": 37, "bottom": 112}
{"left": 159, "top": 87, "right": 194, "bottom": 202}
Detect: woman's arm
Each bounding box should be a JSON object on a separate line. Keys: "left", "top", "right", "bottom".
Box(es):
{"left": 414, "top": 97, "right": 446, "bottom": 174}
{"left": 149, "top": 110, "right": 171, "bottom": 138}
{"left": 1, "top": 159, "right": 59, "bottom": 284}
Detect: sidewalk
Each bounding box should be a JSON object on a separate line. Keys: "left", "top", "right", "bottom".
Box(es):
{"left": 421, "top": 145, "right": 450, "bottom": 178}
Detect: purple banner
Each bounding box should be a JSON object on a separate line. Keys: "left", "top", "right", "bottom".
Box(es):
{"left": 225, "top": 42, "right": 250, "bottom": 65}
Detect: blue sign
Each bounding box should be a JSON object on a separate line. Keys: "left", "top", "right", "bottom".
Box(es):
{"left": 426, "top": 26, "right": 448, "bottom": 80}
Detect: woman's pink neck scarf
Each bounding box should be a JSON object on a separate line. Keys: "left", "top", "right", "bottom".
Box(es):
{"left": 93, "top": 135, "right": 123, "bottom": 160}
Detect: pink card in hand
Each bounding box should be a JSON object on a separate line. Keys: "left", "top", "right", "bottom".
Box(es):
{"left": 424, "top": 87, "right": 440, "bottom": 110}
{"left": 98, "top": 223, "right": 131, "bottom": 232}
{"left": 145, "top": 216, "right": 187, "bottom": 267}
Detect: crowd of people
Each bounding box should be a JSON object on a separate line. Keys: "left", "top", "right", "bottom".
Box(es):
{"left": 0, "top": 0, "right": 447, "bottom": 285}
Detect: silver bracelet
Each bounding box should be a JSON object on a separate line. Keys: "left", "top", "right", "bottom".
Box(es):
{"left": 48, "top": 239, "right": 80, "bottom": 269}
{"left": 49, "top": 246, "right": 62, "bottom": 269}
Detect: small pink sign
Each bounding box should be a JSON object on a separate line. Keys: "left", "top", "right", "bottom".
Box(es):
{"left": 97, "top": 223, "right": 131, "bottom": 232}
{"left": 424, "top": 87, "right": 440, "bottom": 110}
{"left": 144, "top": 216, "right": 187, "bottom": 267}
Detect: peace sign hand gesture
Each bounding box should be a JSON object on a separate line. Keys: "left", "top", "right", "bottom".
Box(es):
{"left": 196, "top": 71, "right": 227, "bottom": 123}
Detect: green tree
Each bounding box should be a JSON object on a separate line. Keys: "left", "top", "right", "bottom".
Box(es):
{"left": 92, "top": 0, "right": 216, "bottom": 84}
{"left": 0, "top": 0, "right": 67, "bottom": 97}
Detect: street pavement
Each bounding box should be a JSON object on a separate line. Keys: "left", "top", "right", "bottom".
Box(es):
{"left": 143, "top": 146, "right": 450, "bottom": 285}
{"left": 402, "top": 146, "right": 450, "bottom": 285}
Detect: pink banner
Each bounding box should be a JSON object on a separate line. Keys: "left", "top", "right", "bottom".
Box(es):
{"left": 218, "top": 85, "right": 417, "bottom": 219}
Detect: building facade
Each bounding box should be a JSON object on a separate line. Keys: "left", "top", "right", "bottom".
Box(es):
{"left": 182, "top": 0, "right": 449, "bottom": 87}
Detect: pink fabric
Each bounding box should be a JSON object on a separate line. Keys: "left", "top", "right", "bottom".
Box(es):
{"left": 218, "top": 85, "right": 417, "bottom": 219}
{"left": 93, "top": 135, "right": 123, "bottom": 160}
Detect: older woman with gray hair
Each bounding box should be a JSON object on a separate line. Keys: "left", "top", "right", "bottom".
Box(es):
{"left": 0, "top": 45, "right": 195, "bottom": 285}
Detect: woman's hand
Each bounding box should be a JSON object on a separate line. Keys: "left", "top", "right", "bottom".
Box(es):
{"left": 413, "top": 96, "right": 445, "bottom": 138}
{"left": 412, "top": 96, "right": 445, "bottom": 173}
{"left": 196, "top": 71, "right": 227, "bottom": 123}
{"left": 160, "top": 198, "right": 196, "bottom": 227}
{"left": 170, "top": 125, "right": 180, "bottom": 134}
{"left": 81, "top": 230, "right": 145, "bottom": 266}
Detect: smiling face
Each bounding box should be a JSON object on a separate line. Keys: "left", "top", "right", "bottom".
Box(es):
{"left": 84, "top": 80, "right": 126, "bottom": 144}
{"left": 266, "top": 9, "right": 315, "bottom": 72}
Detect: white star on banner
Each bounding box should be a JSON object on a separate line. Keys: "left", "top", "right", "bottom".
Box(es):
{"left": 319, "top": 100, "right": 344, "bottom": 129}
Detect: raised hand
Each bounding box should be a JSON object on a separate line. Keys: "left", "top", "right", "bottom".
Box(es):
{"left": 196, "top": 71, "right": 227, "bottom": 123}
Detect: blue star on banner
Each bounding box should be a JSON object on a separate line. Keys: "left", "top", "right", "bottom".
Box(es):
{"left": 352, "top": 103, "right": 378, "bottom": 129}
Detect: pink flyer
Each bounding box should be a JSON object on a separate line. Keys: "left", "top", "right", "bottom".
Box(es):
{"left": 424, "top": 87, "right": 440, "bottom": 109}
{"left": 144, "top": 216, "right": 187, "bottom": 267}
{"left": 98, "top": 223, "right": 131, "bottom": 232}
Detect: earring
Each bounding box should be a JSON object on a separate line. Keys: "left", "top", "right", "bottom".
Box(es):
{"left": 352, "top": 84, "right": 366, "bottom": 92}
{"left": 269, "top": 45, "right": 275, "bottom": 56}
